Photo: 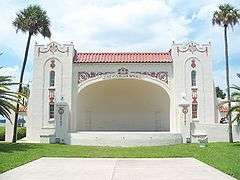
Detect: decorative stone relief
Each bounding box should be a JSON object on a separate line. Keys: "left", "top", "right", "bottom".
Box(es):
{"left": 191, "top": 59, "right": 196, "bottom": 68}
{"left": 191, "top": 88, "right": 198, "bottom": 119}
{"left": 38, "top": 42, "right": 69, "bottom": 56}
{"left": 49, "top": 89, "right": 55, "bottom": 103}
{"left": 177, "top": 42, "right": 208, "bottom": 56}
{"left": 50, "top": 59, "right": 56, "bottom": 69}
{"left": 58, "top": 107, "right": 64, "bottom": 127}
{"left": 192, "top": 88, "right": 198, "bottom": 103}
{"left": 78, "top": 67, "right": 168, "bottom": 84}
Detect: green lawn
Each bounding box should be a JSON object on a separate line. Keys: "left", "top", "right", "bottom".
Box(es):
{"left": 0, "top": 142, "right": 239, "bottom": 179}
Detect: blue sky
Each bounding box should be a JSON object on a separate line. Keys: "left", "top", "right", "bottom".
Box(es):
{"left": 0, "top": 0, "right": 239, "bottom": 90}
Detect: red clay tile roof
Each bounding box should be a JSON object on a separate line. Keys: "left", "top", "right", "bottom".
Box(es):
{"left": 218, "top": 104, "right": 229, "bottom": 113}
{"left": 19, "top": 106, "right": 27, "bottom": 113}
{"left": 74, "top": 52, "right": 172, "bottom": 63}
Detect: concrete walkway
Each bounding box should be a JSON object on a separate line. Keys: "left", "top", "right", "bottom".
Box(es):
{"left": 0, "top": 158, "right": 235, "bottom": 180}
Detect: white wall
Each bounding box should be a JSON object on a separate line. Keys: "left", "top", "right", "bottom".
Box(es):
{"left": 191, "top": 122, "right": 240, "bottom": 142}
{"left": 27, "top": 42, "right": 75, "bottom": 142}
{"left": 171, "top": 42, "right": 216, "bottom": 127}
{"left": 77, "top": 79, "right": 170, "bottom": 131}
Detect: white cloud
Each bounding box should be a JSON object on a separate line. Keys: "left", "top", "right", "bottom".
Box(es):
{"left": 0, "top": 66, "right": 19, "bottom": 78}
{"left": 35, "top": 0, "right": 192, "bottom": 51}
{"left": 0, "top": 0, "right": 239, "bottom": 89}
{"left": 0, "top": 66, "right": 32, "bottom": 85}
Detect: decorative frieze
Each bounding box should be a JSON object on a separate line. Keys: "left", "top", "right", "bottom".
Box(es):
{"left": 78, "top": 67, "right": 168, "bottom": 84}
{"left": 38, "top": 42, "right": 69, "bottom": 56}
{"left": 177, "top": 42, "right": 208, "bottom": 56}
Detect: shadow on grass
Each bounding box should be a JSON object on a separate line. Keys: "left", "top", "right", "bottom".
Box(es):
{"left": 232, "top": 142, "right": 240, "bottom": 147}
{"left": 0, "top": 143, "right": 38, "bottom": 153}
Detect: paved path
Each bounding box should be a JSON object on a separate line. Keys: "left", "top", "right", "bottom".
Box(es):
{"left": 0, "top": 158, "right": 235, "bottom": 180}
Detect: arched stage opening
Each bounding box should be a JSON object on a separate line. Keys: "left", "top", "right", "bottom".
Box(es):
{"left": 76, "top": 78, "right": 170, "bottom": 132}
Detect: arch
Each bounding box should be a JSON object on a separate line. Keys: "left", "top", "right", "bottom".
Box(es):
{"left": 184, "top": 57, "right": 205, "bottom": 91}
{"left": 42, "top": 58, "right": 63, "bottom": 127}
{"left": 76, "top": 77, "right": 171, "bottom": 132}
{"left": 183, "top": 57, "right": 206, "bottom": 122}
{"left": 42, "top": 58, "right": 63, "bottom": 92}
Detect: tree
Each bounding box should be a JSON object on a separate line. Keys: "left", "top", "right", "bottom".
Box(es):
{"left": 0, "top": 76, "right": 20, "bottom": 121}
{"left": 12, "top": 5, "right": 51, "bottom": 142}
{"left": 216, "top": 86, "right": 226, "bottom": 99}
{"left": 212, "top": 4, "right": 240, "bottom": 143}
{"left": 21, "top": 84, "right": 30, "bottom": 107}
{"left": 228, "top": 85, "right": 240, "bottom": 124}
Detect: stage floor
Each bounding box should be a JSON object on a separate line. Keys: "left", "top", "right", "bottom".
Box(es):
{"left": 68, "top": 131, "right": 183, "bottom": 146}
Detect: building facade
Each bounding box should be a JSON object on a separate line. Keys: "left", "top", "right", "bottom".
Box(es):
{"left": 24, "top": 41, "right": 239, "bottom": 146}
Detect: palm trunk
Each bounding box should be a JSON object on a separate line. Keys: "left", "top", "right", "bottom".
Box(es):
{"left": 224, "top": 25, "right": 233, "bottom": 143}
{"left": 12, "top": 32, "right": 32, "bottom": 143}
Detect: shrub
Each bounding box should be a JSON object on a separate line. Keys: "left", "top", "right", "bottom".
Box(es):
{"left": 0, "top": 127, "right": 5, "bottom": 141}
{"left": 17, "top": 127, "right": 26, "bottom": 140}
{"left": 0, "top": 126, "right": 26, "bottom": 141}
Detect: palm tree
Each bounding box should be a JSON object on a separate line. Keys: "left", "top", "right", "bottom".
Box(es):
{"left": 228, "top": 85, "right": 240, "bottom": 124}
{"left": 0, "top": 75, "right": 20, "bottom": 121}
{"left": 212, "top": 4, "right": 240, "bottom": 143}
{"left": 12, "top": 5, "right": 51, "bottom": 142}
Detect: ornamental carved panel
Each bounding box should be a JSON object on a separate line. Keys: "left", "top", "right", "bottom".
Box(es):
{"left": 38, "top": 42, "right": 69, "bottom": 56}
{"left": 78, "top": 67, "right": 168, "bottom": 84}
{"left": 177, "top": 42, "right": 208, "bottom": 56}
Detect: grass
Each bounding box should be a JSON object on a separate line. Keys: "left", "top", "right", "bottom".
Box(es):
{"left": 0, "top": 142, "right": 239, "bottom": 179}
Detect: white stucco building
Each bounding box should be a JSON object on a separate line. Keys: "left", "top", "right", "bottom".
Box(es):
{"left": 18, "top": 41, "right": 239, "bottom": 146}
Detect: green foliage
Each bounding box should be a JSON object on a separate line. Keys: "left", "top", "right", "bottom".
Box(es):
{"left": 13, "top": 5, "right": 51, "bottom": 37}
{"left": 21, "top": 85, "right": 30, "bottom": 99}
{"left": 0, "top": 143, "right": 239, "bottom": 178}
{"left": 228, "top": 85, "right": 240, "bottom": 123}
{"left": 0, "top": 127, "right": 4, "bottom": 141}
{"left": 16, "top": 127, "right": 26, "bottom": 140}
{"left": 0, "top": 127, "right": 26, "bottom": 141}
{"left": 0, "top": 75, "right": 20, "bottom": 120}
{"left": 21, "top": 85, "right": 30, "bottom": 107}
{"left": 212, "top": 4, "right": 240, "bottom": 28}
{"left": 216, "top": 86, "right": 226, "bottom": 99}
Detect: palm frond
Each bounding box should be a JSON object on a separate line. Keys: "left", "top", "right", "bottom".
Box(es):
{"left": 0, "top": 75, "right": 21, "bottom": 120}
{"left": 212, "top": 4, "right": 240, "bottom": 28}
{"left": 13, "top": 5, "right": 51, "bottom": 38}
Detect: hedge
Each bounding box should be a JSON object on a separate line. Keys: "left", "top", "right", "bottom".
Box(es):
{"left": 0, "top": 126, "right": 26, "bottom": 141}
